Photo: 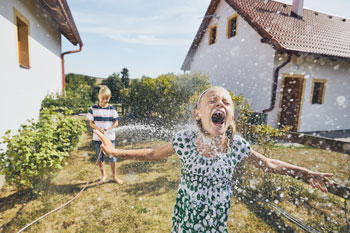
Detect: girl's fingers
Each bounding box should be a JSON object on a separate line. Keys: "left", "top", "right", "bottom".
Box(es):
{"left": 323, "top": 177, "right": 334, "bottom": 186}
{"left": 322, "top": 173, "right": 334, "bottom": 178}
{"left": 101, "top": 144, "right": 108, "bottom": 153}
{"left": 309, "top": 179, "right": 316, "bottom": 189}
{"left": 94, "top": 130, "right": 111, "bottom": 145}
{"left": 317, "top": 181, "right": 327, "bottom": 193}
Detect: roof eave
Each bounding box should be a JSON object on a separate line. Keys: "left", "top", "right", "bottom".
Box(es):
{"left": 181, "top": 0, "right": 220, "bottom": 71}
{"left": 39, "top": 0, "right": 83, "bottom": 46}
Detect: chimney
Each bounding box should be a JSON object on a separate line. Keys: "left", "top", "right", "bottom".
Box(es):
{"left": 291, "top": 0, "right": 304, "bottom": 19}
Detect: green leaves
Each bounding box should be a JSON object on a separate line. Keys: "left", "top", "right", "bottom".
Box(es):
{"left": 0, "top": 107, "right": 86, "bottom": 191}
{"left": 126, "top": 73, "right": 210, "bottom": 126}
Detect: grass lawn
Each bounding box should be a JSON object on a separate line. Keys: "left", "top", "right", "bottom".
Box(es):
{"left": 0, "top": 130, "right": 349, "bottom": 232}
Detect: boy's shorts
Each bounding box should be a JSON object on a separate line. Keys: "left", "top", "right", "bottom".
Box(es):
{"left": 93, "top": 140, "right": 117, "bottom": 163}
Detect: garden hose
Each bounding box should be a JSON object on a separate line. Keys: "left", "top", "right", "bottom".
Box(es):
{"left": 16, "top": 149, "right": 103, "bottom": 233}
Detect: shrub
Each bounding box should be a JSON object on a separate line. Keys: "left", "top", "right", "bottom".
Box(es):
{"left": 0, "top": 107, "right": 86, "bottom": 191}
{"left": 41, "top": 86, "right": 92, "bottom": 114}
{"left": 253, "top": 124, "right": 290, "bottom": 155}
{"left": 124, "top": 73, "right": 210, "bottom": 127}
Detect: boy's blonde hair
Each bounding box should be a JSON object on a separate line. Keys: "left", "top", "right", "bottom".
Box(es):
{"left": 99, "top": 86, "right": 111, "bottom": 97}
{"left": 195, "top": 87, "right": 236, "bottom": 147}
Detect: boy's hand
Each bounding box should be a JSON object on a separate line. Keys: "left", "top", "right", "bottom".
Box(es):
{"left": 306, "top": 171, "right": 334, "bottom": 193}
{"left": 94, "top": 130, "right": 115, "bottom": 155}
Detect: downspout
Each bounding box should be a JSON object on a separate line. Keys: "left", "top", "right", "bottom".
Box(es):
{"left": 57, "top": 0, "right": 83, "bottom": 93}
{"left": 61, "top": 43, "right": 82, "bottom": 93}
{"left": 262, "top": 52, "right": 292, "bottom": 113}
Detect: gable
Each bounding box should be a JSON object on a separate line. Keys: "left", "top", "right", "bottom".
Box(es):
{"left": 182, "top": 0, "right": 350, "bottom": 70}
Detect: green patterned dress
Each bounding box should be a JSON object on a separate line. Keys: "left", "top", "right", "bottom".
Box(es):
{"left": 171, "top": 130, "right": 250, "bottom": 233}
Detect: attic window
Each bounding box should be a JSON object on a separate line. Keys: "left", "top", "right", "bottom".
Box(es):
{"left": 14, "top": 8, "right": 30, "bottom": 68}
{"left": 208, "top": 24, "right": 217, "bottom": 45}
{"left": 311, "top": 79, "right": 326, "bottom": 104}
{"left": 227, "top": 14, "right": 238, "bottom": 38}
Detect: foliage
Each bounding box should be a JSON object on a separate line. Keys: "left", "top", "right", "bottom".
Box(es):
{"left": 253, "top": 124, "right": 290, "bottom": 155}
{"left": 41, "top": 73, "right": 99, "bottom": 114}
{"left": 125, "top": 73, "right": 210, "bottom": 126}
{"left": 0, "top": 107, "right": 86, "bottom": 191}
{"left": 41, "top": 88, "right": 91, "bottom": 115}
{"left": 229, "top": 93, "right": 253, "bottom": 137}
{"left": 65, "top": 73, "right": 99, "bottom": 103}
{"left": 102, "top": 72, "right": 125, "bottom": 103}
{"left": 121, "top": 68, "right": 130, "bottom": 88}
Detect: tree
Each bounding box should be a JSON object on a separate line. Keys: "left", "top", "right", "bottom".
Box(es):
{"left": 65, "top": 73, "right": 99, "bottom": 102}
{"left": 121, "top": 68, "right": 130, "bottom": 88}
{"left": 125, "top": 73, "right": 211, "bottom": 126}
{"left": 102, "top": 73, "right": 124, "bottom": 103}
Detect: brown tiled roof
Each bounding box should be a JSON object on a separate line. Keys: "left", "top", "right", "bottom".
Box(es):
{"left": 39, "top": 0, "right": 82, "bottom": 46}
{"left": 182, "top": 0, "right": 350, "bottom": 70}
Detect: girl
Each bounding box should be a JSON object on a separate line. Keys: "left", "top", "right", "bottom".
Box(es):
{"left": 94, "top": 86, "right": 333, "bottom": 232}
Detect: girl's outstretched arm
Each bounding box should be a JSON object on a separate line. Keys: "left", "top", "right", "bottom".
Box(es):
{"left": 246, "top": 148, "right": 334, "bottom": 193}
{"left": 94, "top": 130, "right": 174, "bottom": 161}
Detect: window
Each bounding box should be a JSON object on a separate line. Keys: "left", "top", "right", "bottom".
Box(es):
{"left": 227, "top": 14, "right": 238, "bottom": 38}
{"left": 311, "top": 79, "right": 326, "bottom": 104}
{"left": 208, "top": 24, "right": 217, "bottom": 45}
{"left": 14, "top": 8, "right": 30, "bottom": 68}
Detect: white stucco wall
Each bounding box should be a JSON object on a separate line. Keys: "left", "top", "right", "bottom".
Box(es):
{"left": 270, "top": 55, "right": 350, "bottom": 132}
{"left": 188, "top": 0, "right": 350, "bottom": 132}
{"left": 0, "top": 0, "right": 62, "bottom": 140}
{"left": 189, "top": 0, "right": 276, "bottom": 112}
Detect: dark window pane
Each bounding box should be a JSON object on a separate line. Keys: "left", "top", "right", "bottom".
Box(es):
{"left": 311, "top": 82, "right": 324, "bottom": 104}
{"left": 230, "top": 17, "right": 237, "bottom": 37}
{"left": 211, "top": 27, "right": 217, "bottom": 44}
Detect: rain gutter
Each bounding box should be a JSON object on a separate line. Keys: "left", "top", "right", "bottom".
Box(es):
{"left": 262, "top": 52, "right": 293, "bottom": 113}
{"left": 61, "top": 44, "right": 82, "bottom": 93}
{"left": 57, "top": 0, "right": 83, "bottom": 93}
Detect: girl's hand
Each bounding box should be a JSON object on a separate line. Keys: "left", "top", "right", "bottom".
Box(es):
{"left": 306, "top": 171, "right": 334, "bottom": 193}
{"left": 94, "top": 130, "right": 115, "bottom": 155}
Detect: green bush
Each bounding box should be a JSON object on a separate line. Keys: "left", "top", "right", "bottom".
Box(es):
{"left": 253, "top": 124, "right": 290, "bottom": 155}
{"left": 41, "top": 87, "right": 92, "bottom": 114}
{"left": 0, "top": 107, "right": 86, "bottom": 191}
{"left": 65, "top": 73, "right": 99, "bottom": 103}
{"left": 42, "top": 73, "right": 98, "bottom": 114}
{"left": 123, "top": 73, "right": 210, "bottom": 126}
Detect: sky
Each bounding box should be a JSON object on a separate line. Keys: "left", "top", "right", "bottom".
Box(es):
{"left": 62, "top": 0, "right": 350, "bottom": 79}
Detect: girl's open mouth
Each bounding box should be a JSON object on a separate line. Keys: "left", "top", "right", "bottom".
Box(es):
{"left": 211, "top": 111, "right": 225, "bottom": 125}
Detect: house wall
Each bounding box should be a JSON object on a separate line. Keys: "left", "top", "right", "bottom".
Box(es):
{"left": 188, "top": 0, "right": 350, "bottom": 132}
{"left": 189, "top": 0, "right": 276, "bottom": 112}
{"left": 272, "top": 55, "right": 350, "bottom": 132}
{"left": 0, "top": 0, "right": 62, "bottom": 139}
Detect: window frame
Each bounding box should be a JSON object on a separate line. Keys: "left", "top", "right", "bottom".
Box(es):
{"left": 227, "top": 14, "right": 239, "bottom": 38}
{"left": 13, "top": 8, "right": 31, "bottom": 69}
{"left": 310, "top": 79, "right": 327, "bottom": 104}
{"left": 208, "top": 24, "right": 218, "bottom": 45}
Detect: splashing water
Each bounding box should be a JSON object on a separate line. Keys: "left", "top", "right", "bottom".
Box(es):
{"left": 106, "top": 123, "right": 179, "bottom": 145}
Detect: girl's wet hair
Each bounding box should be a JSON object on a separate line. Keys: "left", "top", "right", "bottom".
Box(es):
{"left": 195, "top": 87, "right": 236, "bottom": 147}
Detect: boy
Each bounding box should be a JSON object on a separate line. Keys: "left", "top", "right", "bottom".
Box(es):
{"left": 87, "top": 86, "right": 123, "bottom": 184}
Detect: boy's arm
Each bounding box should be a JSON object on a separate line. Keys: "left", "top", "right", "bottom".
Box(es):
{"left": 94, "top": 130, "right": 174, "bottom": 161}
{"left": 89, "top": 121, "right": 104, "bottom": 133}
{"left": 246, "top": 148, "right": 334, "bottom": 193}
{"left": 106, "top": 120, "right": 118, "bottom": 131}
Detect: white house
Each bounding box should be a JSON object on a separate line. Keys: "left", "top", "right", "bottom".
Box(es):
{"left": 182, "top": 0, "right": 350, "bottom": 133}
{"left": 0, "top": 0, "right": 82, "bottom": 139}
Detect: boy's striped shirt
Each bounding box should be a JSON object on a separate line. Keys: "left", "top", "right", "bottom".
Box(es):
{"left": 87, "top": 104, "right": 119, "bottom": 141}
